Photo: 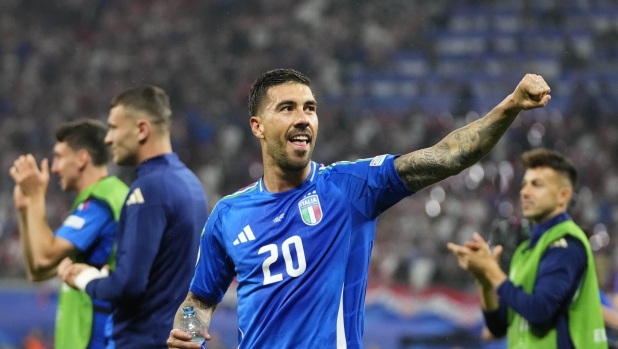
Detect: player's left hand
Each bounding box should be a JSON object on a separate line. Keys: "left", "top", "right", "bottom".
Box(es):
{"left": 447, "top": 233, "right": 503, "bottom": 283}
{"left": 9, "top": 155, "right": 50, "bottom": 198}
{"left": 510, "top": 74, "right": 551, "bottom": 110}
{"left": 59, "top": 261, "right": 91, "bottom": 288}
{"left": 57, "top": 257, "right": 74, "bottom": 283}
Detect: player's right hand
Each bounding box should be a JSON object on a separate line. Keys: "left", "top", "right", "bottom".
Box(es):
{"left": 167, "top": 329, "right": 206, "bottom": 349}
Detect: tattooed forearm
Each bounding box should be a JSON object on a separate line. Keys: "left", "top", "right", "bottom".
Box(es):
{"left": 173, "top": 291, "right": 218, "bottom": 329}
{"left": 395, "top": 142, "right": 456, "bottom": 191}
{"left": 395, "top": 105, "right": 519, "bottom": 192}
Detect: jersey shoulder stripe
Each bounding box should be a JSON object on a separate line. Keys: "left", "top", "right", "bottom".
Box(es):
{"left": 220, "top": 182, "right": 259, "bottom": 201}
{"left": 317, "top": 158, "right": 372, "bottom": 174}
{"left": 207, "top": 182, "right": 258, "bottom": 233}
{"left": 201, "top": 200, "right": 232, "bottom": 237}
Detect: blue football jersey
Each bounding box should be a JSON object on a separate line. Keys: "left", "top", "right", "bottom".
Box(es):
{"left": 56, "top": 198, "right": 116, "bottom": 267}
{"left": 191, "top": 154, "right": 413, "bottom": 348}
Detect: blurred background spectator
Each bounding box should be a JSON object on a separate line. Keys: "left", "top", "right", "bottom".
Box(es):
{"left": 2, "top": 0, "right": 618, "bottom": 348}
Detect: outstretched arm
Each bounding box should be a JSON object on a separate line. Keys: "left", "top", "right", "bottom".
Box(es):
{"left": 395, "top": 74, "right": 551, "bottom": 192}
{"left": 10, "top": 155, "right": 75, "bottom": 277}
{"left": 14, "top": 186, "right": 57, "bottom": 281}
{"left": 167, "top": 291, "right": 218, "bottom": 349}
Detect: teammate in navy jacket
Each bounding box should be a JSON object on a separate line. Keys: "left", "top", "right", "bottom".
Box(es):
{"left": 167, "top": 69, "right": 551, "bottom": 349}
{"left": 481, "top": 212, "right": 588, "bottom": 348}
{"left": 60, "top": 85, "right": 208, "bottom": 348}
{"left": 448, "top": 149, "right": 607, "bottom": 349}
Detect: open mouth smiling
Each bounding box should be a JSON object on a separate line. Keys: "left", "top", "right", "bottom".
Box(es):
{"left": 288, "top": 133, "right": 311, "bottom": 150}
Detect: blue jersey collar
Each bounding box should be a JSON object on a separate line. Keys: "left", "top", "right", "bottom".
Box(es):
{"left": 529, "top": 211, "right": 571, "bottom": 248}
{"left": 258, "top": 161, "right": 318, "bottom": 194}
{"left": 137, "top": 153, "right": 179, "bottom": 176}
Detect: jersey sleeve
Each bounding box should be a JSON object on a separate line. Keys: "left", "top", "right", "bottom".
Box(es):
{"left": 600, "top": 290, "right": 614, "bottom": 308}
{"left": 87, "top": 183, "right": 169, "bottom": 302}
{"left": 55, "top": 199, "right": 115, "bottom": 252}
{"left": 482, "top": 299, "right": 508, "bottom": 337}
{"left": 326, "top": 155, "right": 413, "bottom": 219}
{"left": 190, "top": 203, "right": 236, "bottom": 303}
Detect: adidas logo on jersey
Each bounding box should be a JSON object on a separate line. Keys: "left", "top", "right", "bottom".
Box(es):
{"left": 126, "top": 188, "right": 145, "bottom": 206}
{"left": 549, "top": 238, "right": 568, "bottom": 249}
{"left": 233, "top": 225, "right": 256, "bottom": 245}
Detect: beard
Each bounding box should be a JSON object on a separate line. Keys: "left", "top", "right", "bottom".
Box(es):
{"left": 523, "top": 204, "right": 555, "bottom": 224}
{"left": 267, "top": 140, "right": 313, "bottom": 172}
{"left": 113, "top": 148, "right": 138, "bottom": 167}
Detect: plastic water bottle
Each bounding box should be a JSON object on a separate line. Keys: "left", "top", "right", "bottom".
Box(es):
{"left": 179, "top": 306, "right": 206, "bottom": 345}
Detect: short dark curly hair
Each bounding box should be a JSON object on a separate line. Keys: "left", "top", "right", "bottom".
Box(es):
{"left": 55, "top": 119, "right": 110, "bottom": 166}
{"left": 248, "top": 69, "right": 312, "bottom": 116}
{"left": 521, "top": 148, "right": 577, "bottom": 187}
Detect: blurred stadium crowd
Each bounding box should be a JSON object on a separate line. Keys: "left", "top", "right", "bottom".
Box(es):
{"left": 1, "top": 0, "right": 618, "bottom": 296}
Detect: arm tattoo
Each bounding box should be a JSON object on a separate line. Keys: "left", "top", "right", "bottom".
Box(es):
{"left": 173, "top": 292, "right": 218, "bottom": 329}
{"left": 395, "top": 107, "right": 518, "bottom": 192}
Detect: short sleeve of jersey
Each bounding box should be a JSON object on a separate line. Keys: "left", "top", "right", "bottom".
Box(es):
{"left": 600, "top": 290, "right": 614, "bottom": 308}
{"left": 190, "top": 203, "right": 236, "bottom": 303}
{"left": 55, "top": 199, "right": 115, "bottom": 252}
{"left": 326, "top": 154, "right": 413, "bottom": 219}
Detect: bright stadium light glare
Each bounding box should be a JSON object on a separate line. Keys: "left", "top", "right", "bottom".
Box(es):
{"left": 430, "top": 186, "right": 446, "bottom": 203}
{"left": 425, "top": 200, "right": 441, "bottom": 217}
{"left": 465, "top": 175, "right": 479, "bottom": 190}
{"left": 469, "top": 164, "right": 484, "bottom": 183}
{"left": 593, "top": 223, "right": 607, "bottom": 235}
{"left": 499, "top": 161, "right": 514, "bottom": 180}
{"left": 483, "top": 162, "right": 497, "bottom": 181}
{"left": 599, "top": 231, "right": 610, "bottom": 247}
{"left": 527, "top": 122, "right": 546, "bottom": 146}
{"left": 590, "top": 235, "right": 602, "bottom": 251}
{"left": 590, "top": 223, "right": 610, "bottom": 251}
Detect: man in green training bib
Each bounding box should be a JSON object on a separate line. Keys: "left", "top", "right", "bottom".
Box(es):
{"left": 9, "top": 120, "right": 129, "bottom": 349}
{"left": 448, "top": 148, "right": 607, "bottom": 349}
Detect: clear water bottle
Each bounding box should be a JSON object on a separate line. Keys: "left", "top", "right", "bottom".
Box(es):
{"left": 179, "top": 306, "right": 206, "bottom": 345}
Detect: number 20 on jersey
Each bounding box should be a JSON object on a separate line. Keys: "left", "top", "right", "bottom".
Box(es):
{"left": 258, "top": 235, "right": 307, "bottom": 285}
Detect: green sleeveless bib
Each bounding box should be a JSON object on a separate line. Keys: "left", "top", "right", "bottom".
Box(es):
{"left": 55, "top": 176, "right": 128, "bottom": 349}
{"left": 507, "top": 219, "right": 607, "bottom": 349}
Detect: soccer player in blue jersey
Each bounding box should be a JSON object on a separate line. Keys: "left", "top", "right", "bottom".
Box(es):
{"left": 167, "top": 69, "right": 551, "bottom": 349}
{"left": 60, "top": 86, "right": 209, "bottom": 349}
{"left": 10, "top": 120, "right": 129, "bottom": 349}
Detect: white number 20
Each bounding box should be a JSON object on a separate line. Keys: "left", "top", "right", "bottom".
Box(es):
{"left": 258, "top": 235, "right": 306, "bottom": 285}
